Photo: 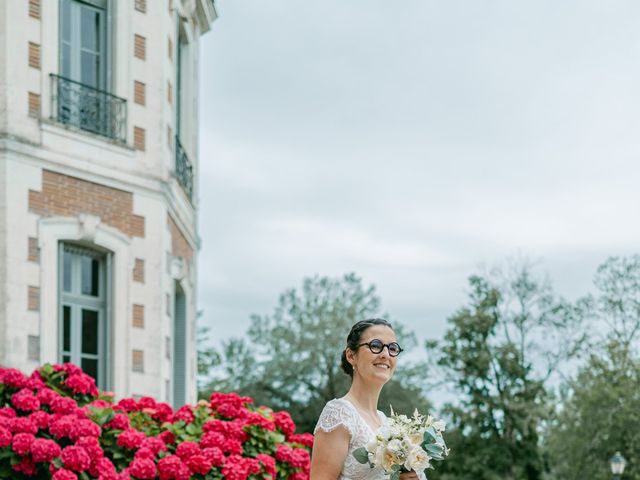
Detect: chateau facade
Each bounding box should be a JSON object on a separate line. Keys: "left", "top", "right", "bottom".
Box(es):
{"left": 0, "top": 0, "right": 216, "bottom": 405}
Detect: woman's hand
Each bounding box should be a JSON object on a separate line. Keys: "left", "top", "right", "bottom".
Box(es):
{"left": 399, "top": 470, "right": 421, "bottom": 480}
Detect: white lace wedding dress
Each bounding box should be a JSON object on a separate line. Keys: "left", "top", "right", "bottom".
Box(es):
{"left": 314, "top": 398, "right": 427, "bottom": 480}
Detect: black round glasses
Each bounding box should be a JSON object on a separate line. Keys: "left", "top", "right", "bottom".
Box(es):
{"left": 357, "top": 339, "right": 403, "bottom": 357}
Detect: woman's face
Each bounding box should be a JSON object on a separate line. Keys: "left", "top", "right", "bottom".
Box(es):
{"left": 348, "top": 325, "right": 398, "bottom": 385}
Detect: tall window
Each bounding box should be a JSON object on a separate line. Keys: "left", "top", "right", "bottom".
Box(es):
{"left": 174, "top": 27, "right": 195, "bottom": 200}
{"left": 60, "top": 0, "right": 107, "bottom": 90}
{"left": 172, "top": 282, "right": 187, "bottom": 407}
{"left": 59, "top": 244, "right": 109, "bottom": 388}
{"left": 176, "top": 29, "right": 188, "bottom": 141}
{"left": 55, "top": 0, "right": 125, "bottom": 142}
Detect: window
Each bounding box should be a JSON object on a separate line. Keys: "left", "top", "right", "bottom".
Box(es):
{"left": 59, "top": 243, "right": 109, "bottom": 388}
{"left": 172, "top": 282, "right": 187, "bottom": 407}
{"left": 175, "top": 28, "right": 188, "bottom": 141}
{"left": 60, "top": 0, "right": 108, "bottom": 90}
{"left": 174, "top": 27, "right": 194, "bottom": 199}
{"left": 55, "top": 0, "right": 127, "bottom": 142}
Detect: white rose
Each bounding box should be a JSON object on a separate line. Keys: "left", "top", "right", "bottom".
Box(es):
{"left": 408, "top": 432, "right": 423, "bottom": 446}
{"left": 366, "top": 438, "right": 378, "bottom": 454}
{"left": 382, "top": 448, "right": 401, "bottom": 472}
{"left": 406, "top": 446, "right": 431, "bottom": 472}
{"left": 386, "top": 439, "right": 403, "bottom": 455}
{"left": 374, "top": 445, "right": 386, "bottom": 467}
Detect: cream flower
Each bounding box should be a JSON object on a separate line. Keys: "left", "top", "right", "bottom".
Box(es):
{"left": 406, "top": 446, "right": 431, "bottom": 472}
{"left": 382, "top": 449, "right": 401, "bottom": 472}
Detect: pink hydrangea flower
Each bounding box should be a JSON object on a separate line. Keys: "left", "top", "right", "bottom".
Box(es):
{"left": 9, "top": 416, "right": 37, "bottom": 434}
{"left": 11, "top": 432, "right": 35, "bottom": 455}
{"left": 11, "top": 388, "right": 40, "bottom": 412}
{"left": 0, "top": 426, "right": 12, "bottom": 448}
{"left": 61, "top": 445, "right": 91, "bottom": 472}
{"left": 0, "top": 368, "right": 28, "bottom": 388}
{"left": 65, "top": 373, "right": 99, "bottom": 396}
{"left": 273, "top": 411, "right": 296, "bottom": 437}
{"left": 185, "top": 454, "right": 213, "bottom": 475}
{"left": 175, "top": 440, "right": 200, "bottom": 460}
{"left": 158, "top": 455, "right": 191, "bottom": 480}
{"left": 52, "top": 468, "right": 79, "bottom": 480}
{"left": 129, "top": 457, "right": 157, "bottom": 479}
{"left": 116, "top": 428, "right": 146, "bottom": 450}
{"left": 31, "top": 438, "right": 62, "bottom": 462}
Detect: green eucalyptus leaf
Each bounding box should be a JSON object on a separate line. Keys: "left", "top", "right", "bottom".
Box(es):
{"left": 352, "top": 447, "right": 370, "bottom": 464}
{"left": 424, "top": 443, "right": 442, "bottom": 455}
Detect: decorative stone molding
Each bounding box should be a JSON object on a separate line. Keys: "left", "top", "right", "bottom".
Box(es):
{"left": 37, "top": 215, "right": 133, "bottom": 393}
{"left": 78, "top": 214, "right": 101, "bottom": 242}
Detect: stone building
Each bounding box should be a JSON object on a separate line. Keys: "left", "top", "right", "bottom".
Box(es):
{"left": 0, "top": 0, "right": 216, "bottom": 405}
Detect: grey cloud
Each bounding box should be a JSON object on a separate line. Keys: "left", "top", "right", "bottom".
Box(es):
{"left": 196, "top": 0, "right": 640, "bottom": 375}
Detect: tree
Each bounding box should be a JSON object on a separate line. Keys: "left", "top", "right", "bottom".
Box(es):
{"left": 544, "top": 342, "right": 640, "bottom": 480}
{"left": 544, "top": 255, "right": 640, "bottom": 480}
{"left": 427, "top": 263, "right": 585, "bottom": 480}
{"left": 196, "top": 325, "right": 220, "bottom": 391}
{"left": 199, "top": 273, "right": 432, "bottom": 433}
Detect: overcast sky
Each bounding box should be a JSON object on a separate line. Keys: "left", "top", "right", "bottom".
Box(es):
{"left": 196, "top": 1, "right": 640, "bottom": 358}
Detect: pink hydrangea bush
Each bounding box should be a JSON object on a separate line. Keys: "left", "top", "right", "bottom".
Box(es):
{"left": 0, "top": 364, "right": 313, "bottom": 479}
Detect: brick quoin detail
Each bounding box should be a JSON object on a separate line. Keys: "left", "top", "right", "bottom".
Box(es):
{"left": 28, "top": 92, "right": 40, "bottom": 118}
{"left": 28, "top": 42, "right": 40, "bottom": 69}
{"left": 28, "top": 286, "right": 40, "bottom": 311}
{"left": 132, "top": 304, "right": 145, "bottom": 328}
{"left": 134, "top": 0, "right": 146, "bottom": 14}
{"left": 133, "top": 126, "right": 145, "bottom": 151}
{"left": 134, "top": 34, "right": 146, "bottom": 60}
{"left": 167, "top": 214, "right": 193, "bottom": 262}
{"left": 29, "top": 0, "right": 41, "bottom": 19}
{"left": 28, "top": 237, "right": 40, "bottom": 263}
{"left": 134, "top": 81, "right": 146, "bottom": 106}
{"left": 28, "top": 170, "right": 146, "bottom": 238}
{"left": 133, "top": 258, "right": 145, "bottom": 283}
{"left": 132, "top": 350, "right": 144, "bottom": 373}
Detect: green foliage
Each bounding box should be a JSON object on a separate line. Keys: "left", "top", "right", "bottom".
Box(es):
{"left": 199, "top": 273, "right": 432, "bottom": 433}
{"left": 544, "top": 255, "right": 640, "bottom": 480}
{"left": 544, "top": 341, "right": 640, "bottom": 480}
{"left": 427, "top": 263, "right": 585, "bottom": 480}
{"left": 197, "top": 325, "right": 221, "bottom": 389}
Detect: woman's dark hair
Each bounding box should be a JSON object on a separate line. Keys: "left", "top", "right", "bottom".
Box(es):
{"left": 341, "top": 318, "right": 394, "bottom": 377}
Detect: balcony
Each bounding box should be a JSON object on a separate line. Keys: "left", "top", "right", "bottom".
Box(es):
{"left": 50, "top": 74, "right": 127, "bottom": 144}
{"left": 175, "top": 136, "right": 194, "bottom": 201}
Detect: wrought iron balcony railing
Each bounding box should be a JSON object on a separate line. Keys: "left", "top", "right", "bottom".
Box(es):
{"left": 50, "top": 74, "right": 127, "bottom": 144}
{"left": 175, "top": 136, "right": 194, "bottom": 201}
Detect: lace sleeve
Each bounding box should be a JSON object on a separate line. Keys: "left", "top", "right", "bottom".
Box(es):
{"left": 313, "top": 399, "right": 357, "bottom": 437}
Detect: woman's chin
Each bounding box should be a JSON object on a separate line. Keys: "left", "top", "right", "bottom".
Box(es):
{"left": 371, "top": 370, "right": 392, "bottom": 383}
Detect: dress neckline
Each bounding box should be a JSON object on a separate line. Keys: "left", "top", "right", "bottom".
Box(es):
{"left": 337, "top": 397, "right": 384, "bottom": 435}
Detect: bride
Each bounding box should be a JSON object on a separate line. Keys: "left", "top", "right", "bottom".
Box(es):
{"left": 310, "top": 319, "right": 423, "bottom": 480}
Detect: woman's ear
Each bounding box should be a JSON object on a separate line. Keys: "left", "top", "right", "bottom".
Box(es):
{"left": 345, "top": 348, "right": 356, "bottom": 366}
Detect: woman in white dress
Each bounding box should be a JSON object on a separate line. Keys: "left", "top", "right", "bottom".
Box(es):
{"left": 310, "top": 319, "right": 421, "bottom": 480}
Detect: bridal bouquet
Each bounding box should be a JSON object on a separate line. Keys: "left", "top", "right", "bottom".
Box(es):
{"left": 353, "top": 407, "right": 449, "bottom": 480}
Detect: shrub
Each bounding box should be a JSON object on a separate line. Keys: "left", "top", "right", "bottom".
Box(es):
{"left": 0, "top": 364, "right": 312, "bottom": 479}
